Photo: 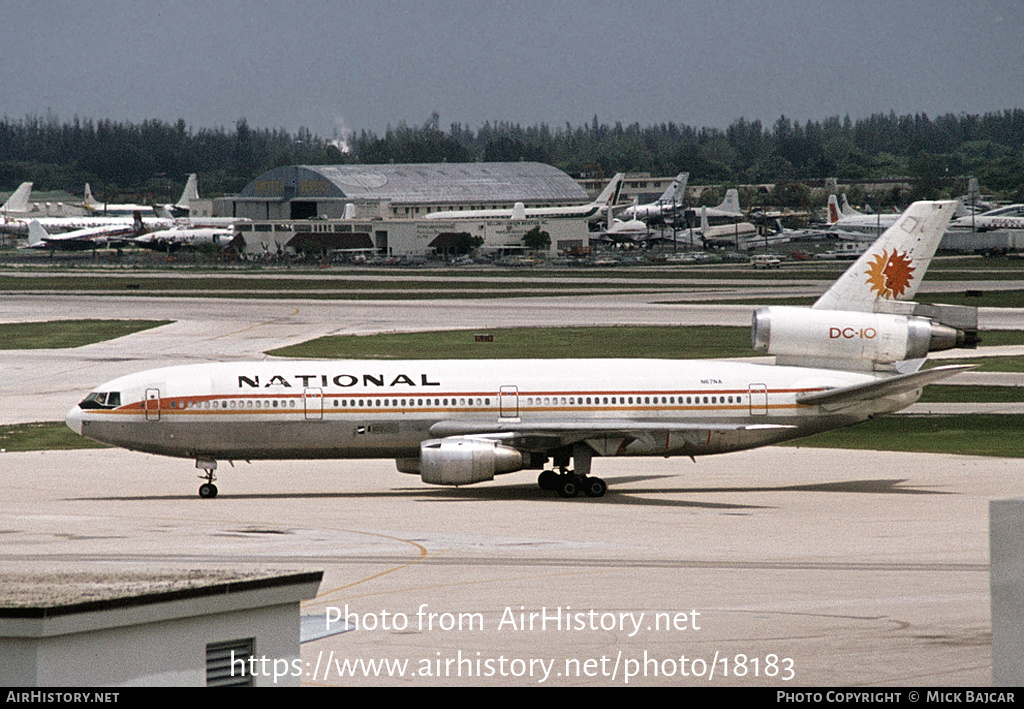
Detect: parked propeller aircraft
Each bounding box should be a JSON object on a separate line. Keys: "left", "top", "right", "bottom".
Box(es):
{"left": 22, "top": 213, "right": 145, "bottom": 252}
{"left": 66, "top": 201, "right": 975, "bottom": 499}
{"left": 694, "top": 204, "right": 758, "bottom": 247}
{"left": 134, "top": 225, "right": 239, "bottom": 252}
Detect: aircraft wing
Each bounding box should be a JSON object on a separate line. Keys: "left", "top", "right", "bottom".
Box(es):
{"left": 429, "top": 420, "right": 795, "bottom": 452}
{"left": 794, "top": 364, "right": 973, "bottom": 408}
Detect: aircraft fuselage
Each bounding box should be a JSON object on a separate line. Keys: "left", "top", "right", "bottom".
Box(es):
{"left": 66, "top": 358, "right": 911, "bottom": 464}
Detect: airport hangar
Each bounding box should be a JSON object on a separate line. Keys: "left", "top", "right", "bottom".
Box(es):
{"left": 212, "top": 162, "right": 594, "bottom": 259}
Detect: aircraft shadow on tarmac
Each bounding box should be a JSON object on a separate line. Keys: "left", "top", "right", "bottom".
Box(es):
{"left": 71, "top": 475, "right": 951, "bottom": 508}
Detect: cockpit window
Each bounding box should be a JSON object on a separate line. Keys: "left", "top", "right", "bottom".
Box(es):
{"left": 79, "top": 392, "right": 121, "bottom": 409}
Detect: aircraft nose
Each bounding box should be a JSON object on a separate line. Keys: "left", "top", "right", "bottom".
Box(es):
{"left": 65, "top": 406, "right": 83, "bottom": 436}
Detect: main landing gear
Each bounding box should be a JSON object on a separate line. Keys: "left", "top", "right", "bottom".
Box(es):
{"left": 537, "top": 469, "right": 607, "bottom": 498}
{"left": 536, "top": 444, "right": 607, "bottom": 498}
{"left": 197, "top": 459, "right": 218, "bottom": 499}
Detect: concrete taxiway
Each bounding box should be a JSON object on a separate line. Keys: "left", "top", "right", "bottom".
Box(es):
{"left": 0, "top": 445, "right": 1005, "bottom": 686}
{"left": 1, "top": 288, "right": 1022, "bottom": 685}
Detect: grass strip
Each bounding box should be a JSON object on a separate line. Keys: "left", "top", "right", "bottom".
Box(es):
{"left": 0, "top": 320, "right": 171, "bottom": 349}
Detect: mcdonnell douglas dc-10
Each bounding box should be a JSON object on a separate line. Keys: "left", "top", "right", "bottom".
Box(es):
{"left": 66, "top": 201, "right": 977, "bottom": 499}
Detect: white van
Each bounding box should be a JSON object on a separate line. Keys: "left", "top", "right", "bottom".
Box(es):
{"left": 750, "top": 254, "right": 782, "bottom": 269}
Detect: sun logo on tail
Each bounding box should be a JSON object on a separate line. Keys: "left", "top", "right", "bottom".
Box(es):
{"left": 865, "top": 249, "right": 915, "bottom": 299}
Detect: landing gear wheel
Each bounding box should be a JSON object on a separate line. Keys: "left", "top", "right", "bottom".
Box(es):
{"left": 582, "top": 477, "right": 607, "bottom": 498}
{"left": 198, "top": 483, "right": 218, "bottom": 499}
{"left": 557, "top": 475, "right": 580, "bottom": 499}
{"left": 538, "top": 470, "right": 558, "bottom": 491}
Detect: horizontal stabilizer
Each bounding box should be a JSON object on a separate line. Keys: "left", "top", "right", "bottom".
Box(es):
{"left": 795, "top": 364, "right": 973, "bottom": 408}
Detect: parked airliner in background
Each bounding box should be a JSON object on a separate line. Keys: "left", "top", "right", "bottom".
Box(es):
{"left": 620, "top": 172, "right": 688, "bottom": 221}
{"left": 134, "top": 225, "right": 239, "bottom": 251}
{"left": 67, "top": 201, "right": 975, "bottom": 499}
{"left": 949, "top": 203, "right": 1024, "bottom": 231}
{"left": 83, "top": 184, "right": 157, "bottom": 217}
{"left": 825, "top": 194, "right": 900, "bottom": 240}
{"left": 424, "top": 173, "right": 624, "bottom": 222}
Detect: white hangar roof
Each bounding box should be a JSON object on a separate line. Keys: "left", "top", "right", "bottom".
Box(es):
{"left": 239, "top": 162, "right": 588, "bottom": 205}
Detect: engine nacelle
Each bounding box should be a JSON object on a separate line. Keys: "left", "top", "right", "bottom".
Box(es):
{"left": 752, "top": 306, "right": 967, "bottom": 369}
{"left": 419, "top": 437, "right": 525, "bottom": 486}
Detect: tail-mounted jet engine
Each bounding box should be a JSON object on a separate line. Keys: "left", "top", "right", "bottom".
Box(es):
{"left": 752, "top": 306, "right": 976, "bottom": 371}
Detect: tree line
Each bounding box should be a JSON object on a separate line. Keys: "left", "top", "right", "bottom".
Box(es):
{"left": 2, "top": 109, "right": 1023, "bottom": 205}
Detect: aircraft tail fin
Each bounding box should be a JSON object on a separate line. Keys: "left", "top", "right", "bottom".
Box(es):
{"left": 967, "top": 177, "right": 980, "bottom": 199}
{"left": 25, "top": 220, "right": 47, "bottom": 248}
{"left": 753, "top": 201, "right": 974, "bottom": 373}
{"left": 175, "top": 174, "right": 199, "bottom": 211}
{"left": 826, "top": 195, "right": 841, "bottom": 225}
{"left": 715, "top": 189, "right": 742, "bottom": 215}
{"left": 1, "top": 182, "right": 33, "bottom": 213}
{"left": 658, "top": 172, "right": 689, "bottom": 203}
{"left": 841, "top": 194, "right": 860, "bottom": 216}
{"left": 83, "top": 184, "right": 101, "bottom": 211}
{"left": 133, "top": 210, "right": 145, "bottom": 235}
{"left": 594, "top": 173, "right": 625, "bottom": 210}
{"left": 812, "top": 200, "right": 957, "bottom": 312}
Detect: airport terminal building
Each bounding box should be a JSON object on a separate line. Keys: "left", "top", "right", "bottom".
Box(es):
{"left": 214, "top": 162, "right": 594, "bottom": 259}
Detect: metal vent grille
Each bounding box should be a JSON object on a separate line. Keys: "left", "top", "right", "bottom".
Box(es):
{"left": 206, "top": 638, "right": 255, "bottom": 687}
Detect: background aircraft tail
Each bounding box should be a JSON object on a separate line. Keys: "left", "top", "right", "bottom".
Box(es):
{"left": 84, "top": 183, "right": 101, "bottom": 211}
{"left": 715, "top": 189, "right": 742, "bottom": 215}
{"left": 595, "top": 173, "right": 624, "bottom": 209}
{"left": 659, "top": 172, "right": 688, "bottom": 203}
{"left": 826, "top": 194, "right": 841, "bottom": 225}
{"left": 1, "top": 182, "right": 33, "bottom": 214}
{"left": 25, "top": 220, "right": 47, "bottom": 248}
{"left": 175, "top": 174, "right": 199, "bottom": 211}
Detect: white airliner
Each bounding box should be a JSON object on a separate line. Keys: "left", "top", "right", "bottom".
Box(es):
{"left": 620, "top": 172, "right": 688, "bottom": 221}
{"left": 66, "top": 200, "right": 975, "bottom": 499}
{"left": 423, "top": 173, "right": 624, "bottom": 222}
{"left": 825, "top": 194, "right": 899, "bottom": 240}
{"left": 949, "top": 203, "right": 1024, "bottom": 231}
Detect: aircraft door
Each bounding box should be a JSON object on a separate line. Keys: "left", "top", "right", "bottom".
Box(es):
{"left": 304, "top": 388, "right": 324, "bottom": 420}
{"left": 499, "top": 386, "right": 519, "bottom": 419}
{"left": 748, "top": 384, "right": 768, "bottom": 415}
{"left": 145, "top": 388, "right": 161, "bottom": 422}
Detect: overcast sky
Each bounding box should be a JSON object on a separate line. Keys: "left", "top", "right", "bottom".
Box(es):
{"left": 3, "top": 0, "right": 1022, "bottom": 142}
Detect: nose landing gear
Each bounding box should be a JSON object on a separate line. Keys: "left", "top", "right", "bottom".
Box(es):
{"left": 197, "top": 459, "right": 218, "bottom": 498}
